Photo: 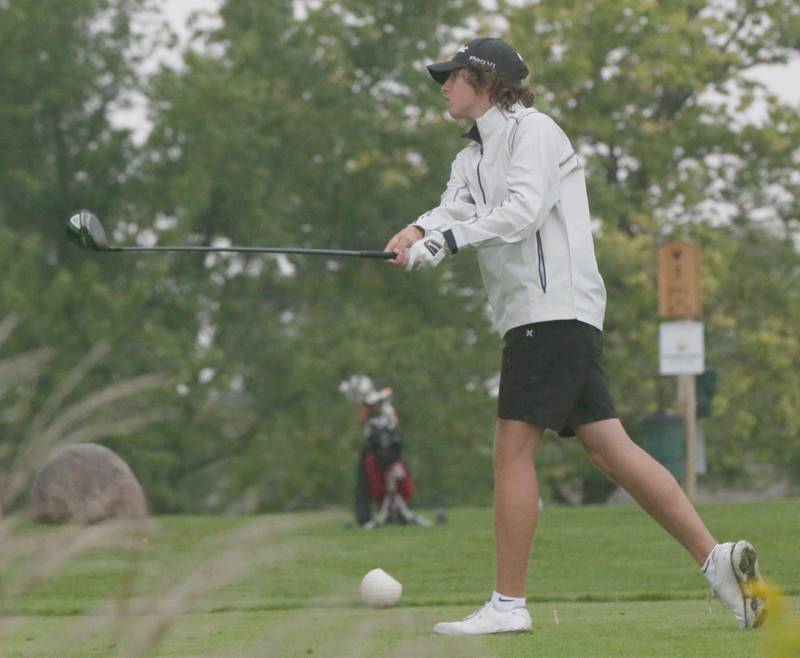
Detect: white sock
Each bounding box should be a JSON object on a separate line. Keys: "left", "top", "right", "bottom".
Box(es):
{"left": 491, "top": 590, "right": 526, "bottom": 612}
{"left": 701, "top": 544, "right": 720, "bottom": 584}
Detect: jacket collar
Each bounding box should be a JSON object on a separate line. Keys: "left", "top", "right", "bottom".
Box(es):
{"left": 462, "top": 103, "right": 527, "bottom": 145}
{"left": 462, "top": 123, "right": 482, "bottom": 144}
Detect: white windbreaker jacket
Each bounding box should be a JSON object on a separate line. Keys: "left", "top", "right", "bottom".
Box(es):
{"left": 414, "top": 103, "right": 606, "bottom": 337}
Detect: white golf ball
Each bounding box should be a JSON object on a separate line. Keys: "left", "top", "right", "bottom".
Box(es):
{"left": 360, "top": 568, "right": 402, "bottom": 608}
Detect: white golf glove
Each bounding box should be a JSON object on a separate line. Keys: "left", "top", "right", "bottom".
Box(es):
{"left": 405, "top": 230, "right": 449, "bottom": 271}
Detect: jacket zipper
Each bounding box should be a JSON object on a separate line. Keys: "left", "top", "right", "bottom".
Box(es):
{"left": 476, "top": 147, "right": 487, "bottom": 203}
{"left": 536, "top": 230, "right": 547, "bottom": 293}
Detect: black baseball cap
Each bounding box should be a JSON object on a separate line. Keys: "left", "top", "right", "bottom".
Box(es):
{"left": 427, "top": 37, "right": 529, "bottom": 85}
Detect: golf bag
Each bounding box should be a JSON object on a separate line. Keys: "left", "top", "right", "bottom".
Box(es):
{"left": 340, "top": 375, "right": 430, "bottom": 528}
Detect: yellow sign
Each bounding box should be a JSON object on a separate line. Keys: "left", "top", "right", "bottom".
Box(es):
{"left": 658, "top": 240, "right": 702, "bottom": 319}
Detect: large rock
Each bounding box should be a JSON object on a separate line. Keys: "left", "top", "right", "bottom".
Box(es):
{"left": 29, "top": 443, "right": 148, "bottom": 524}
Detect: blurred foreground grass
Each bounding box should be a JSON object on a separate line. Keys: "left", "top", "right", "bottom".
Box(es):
{"left": 1, "top": 499, "right": 798, "bottom": 657}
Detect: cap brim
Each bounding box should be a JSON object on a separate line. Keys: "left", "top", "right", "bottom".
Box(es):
{"left": 427, "top": 60, "right": 466, "bottom": 85}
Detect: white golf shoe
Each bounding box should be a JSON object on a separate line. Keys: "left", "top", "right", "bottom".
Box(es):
{"left": 704, "top": 540, "right": 767, "bottom": 629}
{"left": 432, "top": 602, "right": 532, "bottom": 636}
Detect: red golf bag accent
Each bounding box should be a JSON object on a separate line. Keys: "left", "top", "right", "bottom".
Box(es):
{"left": 363, "top": 452, "right": 415, "bottom": 502}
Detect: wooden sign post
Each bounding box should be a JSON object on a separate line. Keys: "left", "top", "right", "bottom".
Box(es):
{"left": 658, "top": 240, "right": 702, "bottom": 501}
{"left": 658, "top": 240, "right": 702, "bottom": 319}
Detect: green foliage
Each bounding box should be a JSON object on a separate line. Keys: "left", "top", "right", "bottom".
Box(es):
{"left": 697, "top": 226, "right": 800, "bottom": 483}
{"left": 126, "top": 0, "right": 497, "bottom": 511}
{"left": 0, "top": 0, "right": 149, "bottom": 244}
{"left": 0, "top": 0, "right": 798, "bottom": 511}
{"left": 505, "top": 0, "right": 800, "bottom": 237}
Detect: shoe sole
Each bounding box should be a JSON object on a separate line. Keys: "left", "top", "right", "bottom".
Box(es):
{"left": 731, "top": 541, "right": 767, "bottom": 628}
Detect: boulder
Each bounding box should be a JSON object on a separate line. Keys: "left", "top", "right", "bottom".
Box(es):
{"left": 29, "top": 443, "right": 147, "bottom": 524}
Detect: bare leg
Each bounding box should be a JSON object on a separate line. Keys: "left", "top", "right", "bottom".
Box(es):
{"left": 494, "top": 419, "right": 543, "bottom": 596}
{"left": 576, "top": 418, "right": 716, "bottom": 565}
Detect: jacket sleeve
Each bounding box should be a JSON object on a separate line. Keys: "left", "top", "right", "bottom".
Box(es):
{"left": 449, "top": 115, "right": 564, "bottom": 251}
{"left": 412, "top": 152, "right": 476, "bottom": 236}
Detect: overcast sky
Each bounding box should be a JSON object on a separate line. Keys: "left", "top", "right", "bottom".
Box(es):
{"left": 113, "top": 0, "right": 800, "bottom": 141}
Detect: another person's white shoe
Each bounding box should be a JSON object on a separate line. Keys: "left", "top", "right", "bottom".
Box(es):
{"left": 432, "top": 602, "right": 532, "bottom": 635}
{"left": 704, "top": 540, "right": 767, "bottom": 628}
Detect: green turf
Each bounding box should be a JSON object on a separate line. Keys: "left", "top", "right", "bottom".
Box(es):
{"left": 1, "top": 499, "right": 798, "bottom": 657}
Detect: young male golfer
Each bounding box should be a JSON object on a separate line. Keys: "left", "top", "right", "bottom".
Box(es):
{"left": 384, "top": 37, "right": 767, "bottom": 635}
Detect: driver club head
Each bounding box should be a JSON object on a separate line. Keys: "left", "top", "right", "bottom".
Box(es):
{"left": 66, "top": 209, "right": 111, "bottom": 251}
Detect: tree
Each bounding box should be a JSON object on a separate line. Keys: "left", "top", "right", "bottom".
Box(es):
{"left": 3, "top": 0, "right": 797, "bottom": 512}
{"left": 0, "top": 0, "right": 151, "bottom": 246}
{"left": 130, "top": 0, "right": 496, "bottom": 510}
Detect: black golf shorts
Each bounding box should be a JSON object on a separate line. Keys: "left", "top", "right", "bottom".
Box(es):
{"left": 497, "top": 319, "right": 617, "bottom": 437}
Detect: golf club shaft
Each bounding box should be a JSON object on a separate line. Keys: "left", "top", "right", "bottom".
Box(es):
{"left": 107, "top": 245, "right": 396, "bottom": 258}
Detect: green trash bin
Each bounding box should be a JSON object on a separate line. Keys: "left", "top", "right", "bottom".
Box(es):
{"left": 637, "top": 412, "right": 685, "bottom": 480}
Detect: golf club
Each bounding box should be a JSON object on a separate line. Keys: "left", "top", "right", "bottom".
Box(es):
{"left": 65, "top": 209, "right": 396, "bottom": 259}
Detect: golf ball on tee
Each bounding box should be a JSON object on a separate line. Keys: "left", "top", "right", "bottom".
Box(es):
{"left": 360, "top": 568, "right": 402, "bottom": 607}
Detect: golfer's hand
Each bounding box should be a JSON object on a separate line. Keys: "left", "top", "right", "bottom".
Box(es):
{"left": 405, "top": 230, "right": 448, "bottom": 271}
{"left": 384, "top": 226, "right": 424, "bottom": 268}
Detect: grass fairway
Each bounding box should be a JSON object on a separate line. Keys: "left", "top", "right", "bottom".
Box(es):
{"left": 1, "top": 499, "right": 798, "bottom": 657}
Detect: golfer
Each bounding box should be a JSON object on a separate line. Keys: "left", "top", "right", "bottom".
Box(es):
{"left": 384, "top": 37, "right": 766, "bottom": 635}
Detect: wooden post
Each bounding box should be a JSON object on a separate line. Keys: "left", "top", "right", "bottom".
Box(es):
{"left": 659, "top": 240, "right": 702, "bottom": 501}
{"left": 677, "top": 374, "right": 697, "bottom": 501}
